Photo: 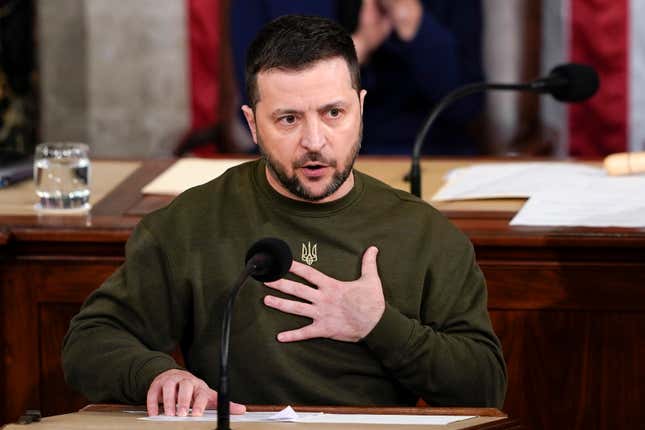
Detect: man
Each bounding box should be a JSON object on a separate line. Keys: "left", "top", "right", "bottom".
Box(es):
{"left": 62, "top": 15, "right": 506, "bottom": 417}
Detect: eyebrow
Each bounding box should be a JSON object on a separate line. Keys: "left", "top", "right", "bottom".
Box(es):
{"left": 270, "top": 100, "right": 350, "bottom": 118}
{"left": 270, "top": 108, "right": 301, "bottom": 119}
{"left": 317, "top": 100, "right": 349, "bottom": 113}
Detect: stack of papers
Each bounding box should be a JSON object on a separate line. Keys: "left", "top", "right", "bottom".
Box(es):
{"left": 431, "top": 162, "right": 605, "bottom": 201}
{"left": 431, "top": 162, "right": 645, "bottom": 227}
{"left": 134, "top": 406, "right": 476, "bottom": 425}
{"left": 510, "top": 176, "right": 645, "bottom": 227}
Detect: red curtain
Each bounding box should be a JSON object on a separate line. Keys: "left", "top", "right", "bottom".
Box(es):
{"left": 569, "top": 0, "right": 628, "bottom": 156}
{"left": 186, "top": 0, "right": 221, "bottom": 155}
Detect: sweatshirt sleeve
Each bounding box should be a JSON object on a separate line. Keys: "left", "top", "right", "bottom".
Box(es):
{"left": 62, "top": 221, "right": 187, "bottom": 404}
{"left": 362, "top": 236, "right": 507, "bottom": 408}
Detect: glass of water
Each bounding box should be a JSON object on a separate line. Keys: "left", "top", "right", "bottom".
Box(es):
{"left": 34, "top": 142, "right": 91, "bottom": 211}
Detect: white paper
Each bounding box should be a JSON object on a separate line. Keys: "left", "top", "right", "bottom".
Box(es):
{"left": 267, "top": 405, "right": 300, "bottom": 421}
{"left": 510, "top": 176, "right": 645, "bottom": 227}
{"left": 139, "top": 411, "right": 285, "bottom": 422}
{"left": 138, "top": 406, "right": 321, "bottom": 423}
{"left": 296, "top": 413, "right": 476, "bottom": 425}
{"left": 141, "top": 158, "right": 247, "bottom": 195}
{"left": 138, "top": 406, "right": 476, "bottom": 425}
{"left": 432, "top": 162, "right": 604, "bottom": 201}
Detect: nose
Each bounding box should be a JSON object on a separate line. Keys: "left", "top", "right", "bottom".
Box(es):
{"left": 300, "top": 118, "right": 326, "bottom": 151}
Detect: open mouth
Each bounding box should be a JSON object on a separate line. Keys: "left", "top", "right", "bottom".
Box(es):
{"left": 299, "top": 163, "right": 329, "bottom": 178}
{"left": 302, "top": 164, "right": 327, "bottom": 171}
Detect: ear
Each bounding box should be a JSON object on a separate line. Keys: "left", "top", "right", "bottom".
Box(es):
{"left": 359, "top": 89, "right": 367, "bottom": 115}
{"left": 241, "top": 105, "right": 258, "bottom": 145}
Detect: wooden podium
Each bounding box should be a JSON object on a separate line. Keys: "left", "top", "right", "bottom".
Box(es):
{"left": 2, "top": 157, "right": 645, "bottom": 429}
{"left": 2, "top": 405, "right": 522, "bottom": 429}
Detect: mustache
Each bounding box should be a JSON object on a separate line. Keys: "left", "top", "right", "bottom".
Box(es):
{"left": 293, "top": 152, "right": 337, "bottom": 168}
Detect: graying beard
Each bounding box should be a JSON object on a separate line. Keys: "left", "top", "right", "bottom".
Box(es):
{"left": 264, "top": 154, "right": 351, "bottom": 202}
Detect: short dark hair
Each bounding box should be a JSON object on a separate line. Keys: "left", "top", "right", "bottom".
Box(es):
{"left": 245, "top": 15, "right": 361, "bottom": 109}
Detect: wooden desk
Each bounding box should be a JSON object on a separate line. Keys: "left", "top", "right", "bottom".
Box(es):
{"left": 2, "top": 404, "right": 520, "bottom": 429}
{"left": 2, "top": 157, "right": 645, "bottom": 429}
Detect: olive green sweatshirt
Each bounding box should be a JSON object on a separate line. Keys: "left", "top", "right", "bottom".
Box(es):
{"left": 62, "top": 159, "right": 506, "bottom": 408}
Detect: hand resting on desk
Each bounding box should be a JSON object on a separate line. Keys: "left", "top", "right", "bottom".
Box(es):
{"left": 146, "top": 369, "right": 247, "bottom": 417}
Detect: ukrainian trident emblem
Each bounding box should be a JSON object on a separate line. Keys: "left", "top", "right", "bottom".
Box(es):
{"left": 301, "top": 242, "right": 318, "bottom": 265}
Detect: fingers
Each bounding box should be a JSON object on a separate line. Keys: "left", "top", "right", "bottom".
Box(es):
{"left": 361, "top": 246, "right": 380, "bottom": 279}
{"left": 264, "top": 278, "right": 319, "bottom": 303}
{"left": 277, "top": 323, "right": 322, "bottom": 342}
{"left": 191, "top": 387, "right": 212, "bottom": 416}
{"left": 203, "top": 390, "right": 247, "bottom": 415}
{"left": 231, "top": 401, "right": 247, "bottom": 415}
{"left": 266, "top": 247, "right": 381, "bottom": 344}
{"left": 146, "top": 382, "right": 160, "bottom": 416}
{"left": 146, "top": 369, "right": 247, "bottom": 417}
{"left": 290, "top": 248, "right": 380, "bottom": 287}
{"left": 264, "top": 295, "right": 316, "bottom": 318}
{"left": 176, "top": 379, "right": 194, "bottom": 417}
{"left": 289, "top": 260, "right": 333, "bottom": 287}
{"left": 162, "top": 379, "right": 177, "bottom": 416}
{"left": 193, "top": 388, "right": 247, "bottom": 416}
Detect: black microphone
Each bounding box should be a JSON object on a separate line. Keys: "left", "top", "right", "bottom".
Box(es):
{"left": 408, "top": 63, "right": 600, "bottom": 197}
{"left": 217, "top": 238, "right": 292, "bottom": 430}
{"left": 529, "top": 63, "right": 599, "bottom": 102}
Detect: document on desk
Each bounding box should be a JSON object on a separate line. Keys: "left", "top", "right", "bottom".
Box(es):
{"left": 510, "top": 176, "right": 645, "bottom": 227}
{"left": 431, "top": 162, "right": 604, "bottom": 201}
{"left": 141, "top": 158, "right": 247, "bottom": 195}
{"left": 135, "top": 406, "right": 476, "bottom": 425}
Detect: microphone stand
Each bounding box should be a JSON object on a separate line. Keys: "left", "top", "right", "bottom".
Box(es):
{"left": 409, "top": 82, "right": 533, "bottom": 198}
{"left": 217, "top": 260, "right": 256, "bottom": 430}
{"left": 215, "top": 238, "right": 291, "bottom": 430}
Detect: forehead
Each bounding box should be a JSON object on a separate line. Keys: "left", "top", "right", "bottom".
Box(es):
{"left": 255, "top": 57, "right": 355, "bottom": 110}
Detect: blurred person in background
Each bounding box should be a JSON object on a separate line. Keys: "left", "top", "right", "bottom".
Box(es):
{"left": 231, "top": 0, "right": 484, "bottom": 155}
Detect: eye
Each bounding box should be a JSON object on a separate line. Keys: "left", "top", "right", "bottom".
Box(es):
{"left": 279, "top": 115, "right": 296, "bottom": 125}
{"left": 327, "top": 108, "right": 342, "bottom": 118}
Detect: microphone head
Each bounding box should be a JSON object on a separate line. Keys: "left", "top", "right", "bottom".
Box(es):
{"left": 245, "top": 238, "right": 293, "bottom": 282}
{"left": 548, "top": 63, "right": 599, "bottom": 102}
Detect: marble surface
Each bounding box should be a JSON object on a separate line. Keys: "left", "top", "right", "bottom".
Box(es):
{"left": 38, "top": 0, "right": 189, "bottom": 158}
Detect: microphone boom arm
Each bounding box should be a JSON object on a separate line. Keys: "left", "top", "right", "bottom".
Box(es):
{"left": 409, "top": 81, "right": 531, "bottom": 197}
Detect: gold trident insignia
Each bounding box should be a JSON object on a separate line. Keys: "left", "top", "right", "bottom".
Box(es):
{"left": 301, "top": 242, "right": 318, "bottom": 265}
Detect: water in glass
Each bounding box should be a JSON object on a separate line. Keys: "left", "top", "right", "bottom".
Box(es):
{"left": 34, "top": 143, "right": 90, "bottom": 210}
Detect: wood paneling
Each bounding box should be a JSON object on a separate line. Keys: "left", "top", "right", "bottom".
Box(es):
{"left": 39, "top": 303, "right": 88, "bottom": 416}
{"left": 1, "top": 259, "right": 123, "bottom": 424}
{"left": 1, "top": 260, "right": 40, "bottom": 426}
{"left": 483, "top": 261, "right": 645, "bottom": 310}
{"left": 491, "top": 311, "right": 645, "bottom": 429}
